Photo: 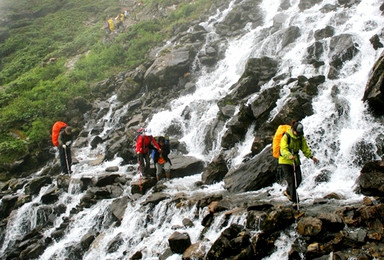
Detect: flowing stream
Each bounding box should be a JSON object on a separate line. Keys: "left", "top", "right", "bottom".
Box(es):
{"left": 1, "top": 0, "right": 384, "bottom": 259}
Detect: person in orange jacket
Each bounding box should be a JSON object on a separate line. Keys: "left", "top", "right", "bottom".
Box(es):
{"left": 136, "top": 128, "right": 161, "bottom": 178}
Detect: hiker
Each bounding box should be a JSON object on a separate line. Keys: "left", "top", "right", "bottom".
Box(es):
{"left": 136, "top": 128, "right": 161, "bottom": 178}
{"left": 103, "top": 20, "right": 111, "bottom": 34}
{"left": 107, "top": 17, "right": 115, "bottom": 33}
{"left": 124, "top": 9, "right": 129, "bottom": 18}
{"left": 58, "top": 126, "right": 74, "bottom": 174}
{"left": 115, "top": 13, "right": 125, "bottom": 29}
{"left": 279, "top": 121, "right": 318, "bottom": 206}
{"left": 153, "top": 136, "right": 171, "bottom": 181}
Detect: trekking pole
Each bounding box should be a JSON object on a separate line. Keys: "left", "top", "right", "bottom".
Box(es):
{"left": 137, "top": 156, "right": 143, "bottom": 192}
{"left": 292, "top": 161, "right": 300, "bottom": 211}
{"left": 63, "top": 145, "right": 71, "bottom": 174}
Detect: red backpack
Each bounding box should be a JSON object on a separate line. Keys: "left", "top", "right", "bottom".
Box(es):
{"left": 51, "top": 121, "right": 67, "bottom": 146}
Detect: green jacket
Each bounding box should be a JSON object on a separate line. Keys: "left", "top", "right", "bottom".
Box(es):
{"left": 278, "top": 128, "right": 313, "bottom": 165}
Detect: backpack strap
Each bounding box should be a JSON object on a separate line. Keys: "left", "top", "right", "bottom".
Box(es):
{"left": 286, "top": 133, "right": 303, "bottom": 155}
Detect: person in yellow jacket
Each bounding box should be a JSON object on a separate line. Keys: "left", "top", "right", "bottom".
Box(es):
{"left": 279, "top": 121, "right": 318, "bottom": 206}
{"left": 107, "top": 18, "right": 115, "bottom": 32}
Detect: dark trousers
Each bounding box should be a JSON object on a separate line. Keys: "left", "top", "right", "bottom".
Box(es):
{"left": 281, "top": 164, "right": 302, "bottom": 202}
{"left": 138, "top": 153, "right": 150, "bottom": 177}
{"left": 59, "top": 146, "right": 72, "bottom": 174}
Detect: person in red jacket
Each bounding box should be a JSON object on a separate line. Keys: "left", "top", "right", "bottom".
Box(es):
{"left": 136, "top": 128, "right": 161, "bottom": 178}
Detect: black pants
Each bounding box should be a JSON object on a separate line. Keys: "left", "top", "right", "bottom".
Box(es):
{"left": 59, "top": 146, "right": 72, "bottom": 174}
{"left": 138, "top": 153, "right": 150, "bottom": 177}
{"left": 280, "top": 164, "right": 302, "bottom": 203}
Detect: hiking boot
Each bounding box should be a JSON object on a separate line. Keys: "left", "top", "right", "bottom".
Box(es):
{"left": 283, "top": 190, "right": 293, "bottom": 202}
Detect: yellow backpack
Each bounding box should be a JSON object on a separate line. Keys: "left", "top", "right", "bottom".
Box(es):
{"left": 272, "top": 125, "right": 291, "bottom": 158}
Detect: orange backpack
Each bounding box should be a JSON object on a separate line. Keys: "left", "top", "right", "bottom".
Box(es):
{"left": 272, "top": 125, "right": 291, "bottom": 158}
{"left": 51, "top": 121, "right": 67, "bottom": 146}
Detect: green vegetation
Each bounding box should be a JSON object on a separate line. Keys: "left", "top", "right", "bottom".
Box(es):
{"left": 0, "top": 0, "right": 213, "bottom": 167}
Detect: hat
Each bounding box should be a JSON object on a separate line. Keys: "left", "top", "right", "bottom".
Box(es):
{"left": 64, "top": 126, "right": 73, "bottom": 135}
{"left": 293, "top": 122, "right": 304, "bottom": 135}
{"left": 145, "top": 128, "right": 152, "bottom": 136}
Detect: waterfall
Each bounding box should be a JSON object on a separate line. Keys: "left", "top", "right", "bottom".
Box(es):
{"left": 148, "top": 0, "right": 384, "bottom": 201}
{"left": 1, "top": 0, "right": 384, "bottom": 259}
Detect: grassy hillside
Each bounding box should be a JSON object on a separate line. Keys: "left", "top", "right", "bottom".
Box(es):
{"left": 0, "top": 0, "right": 214, "bottom": 169}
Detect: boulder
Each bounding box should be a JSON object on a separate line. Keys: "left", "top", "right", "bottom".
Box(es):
{"left": 314, "top": 26, "right": 335, "bottom": 40}
{"left": 328, "top": 34, "right": 360, "bottom": 79}
{"left": 0, "top": 194, "right": 18, "bottom": 219}
{"left": 144, "top": 46, "right": 195, "bottom": 90}
{"left": 110, "top": 196, "right": 130, "bottom": 222}
{"left": 41, "top": 186, "right": 61, "bottom": 204}
{"left": 168, "top": 231, "right": 191, "bottom": 254}
{"left": 363, "top": 50, "right": 384, "bottom": 115}
{"left": 183, "top": 242, "right": 205, "bottom": 260}
{"left": 202, "top": 153, "right": 228, "bottom": 185}
{"left": 25, "top": 176, "right": 52, "bottom": 196}
{"left": 297, "top": 217, "right": 323, "bottom": 236}
{"left": 56, "top": 175, "right": 70, "bottom": 192}
{"left": 142, "top": 192, "right": 169, "bottom": 205}
{"left": 131, "top": 177, "right": 157, "bottom": 195}
{"left": 205, "top": 224, "right": 248, "bottom": 259}
{"left": 94, "top": 174, "right": 120, "bottom": 187}
{"left": 169, "top": 155, "right": 205, "bottom": 178}
{"left": 260, "top": 207, "right": 295, "bottom": 234}
{"left": 224, "top": 148, "right": 277, "bottom": 192}
{"left": 355, "top": 160, "right": 384, "bottom": 196}
{"left": 116, "top": 78, "right": 141, "bottom": 103}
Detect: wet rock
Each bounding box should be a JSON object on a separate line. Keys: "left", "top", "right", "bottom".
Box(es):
{"left": 314, "top": 25, "right": 335, "bottom": 40}
{"left": 224, "top": 148, "right": 277, "bottom": 192}
{"left": 261, "top": 207, "right": 295, "bottom": 234}
{"left": 94, "top": 174, "right": 120, "bottom": 187}
{"left": 110, "top": 196, "right": 130, "bottom": 222}
{"left": 182, "top": 218, "right": 194, "bottom": 228}
{"left": 41, "top": 185, "right": 61, "bottom": 204}
{"left": 130, "top": 250, "right": 143, "bottom": 260}
{"left": 306, "top": 41, "right": 325, "bottom": 67}
{"left": 252, "top": 231, "right": 280, "bottom": 259}
{"left": 25, "top": 176, "right": 52, "bottom": 196}
{"left": 355, "top": 160, "right": 384, "bottom": 196}
{"left": 107, "top": 233, "right": 124, "bottom": 253}
{"left": 0, "top": 194, "right": 18, "bottom": 219}
{"left": 56, "top": 174, "right": 70, "bottom": 192}
{"left": 116, "top": 78, "right": 141, "bottom": 103}
{"left": 183, "top": 242, "right": 205, "bottom": 260}
{"left": 80, "top": 177, "right": 92, "bottom": 191}
{"left": 318, "top": 212, "right": 344, "bottom": 232}
{"left": 142, "top": 192, "right": 168, "bottom": 205}
{"left": 131, "top": 177, "right": 157, "bottom": 195}
{"left": 281, "top": 26, "right": 301, "bottom": 49}
{"left": 169, "top": 155, "right": 205, "bottom": 178}
{"left": 206, "top": 224, "right": 247, "bottom": 259}
{"left": 144, "top": 45, "right": 196, "bottom": 90}
{"left": 168, "top": 231, "right": 191, "bottom": 254}
{"left": 370, "top": 34, "right": 384, "bottom": 50}
{"left": 363, "top": 51, "right": 384, "bottom": 115}
{"left": 19, "top": 241, "right": 45, "bottom": 260}
{"left": 90, "top": 135, "right": 103, "bottom": 149}
{"left": 221, "top": 104, "right": 254, "bottom": 149}
{"left": 201, "top": 153, "right": 228, "bottom": 185}
{"left": 298, "top": 0, "right": 322, "bottom": 11}
{"left": 80, "top": 231, "right": 97, "bottom": 251}
{"left": 106, "top": 166, "right": 119, "bottom": 172}
{"left": 297, "top": 217, "right": 323, "bottom": 237}
{"left": 328, "top": 34, "right": 360, "bottom": 79}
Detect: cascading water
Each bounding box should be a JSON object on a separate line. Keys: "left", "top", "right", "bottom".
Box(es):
{"left": 1, "top": 0, "right": 384, "bottom": 259}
